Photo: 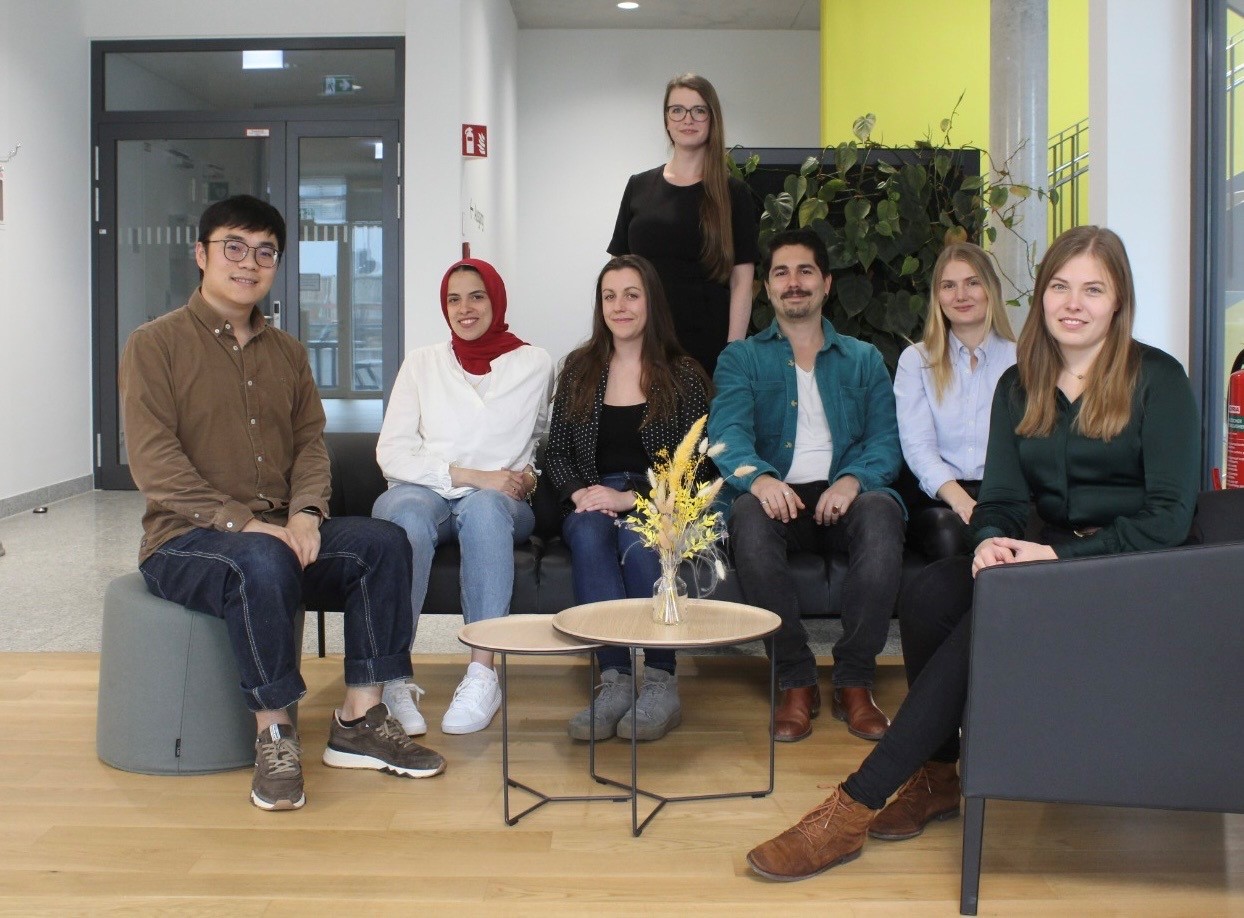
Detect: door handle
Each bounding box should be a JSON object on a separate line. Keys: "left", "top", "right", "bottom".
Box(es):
{"left": 271, "top": 300, "right": 282, "bottom": 329}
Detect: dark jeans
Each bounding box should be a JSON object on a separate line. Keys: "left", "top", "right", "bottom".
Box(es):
{"left": 727, "top": 484, "right": 905, "bottom": 690}
{"left": 140, "top": 516, "right": 415, "bottom": 713}
{"left": 843, "top": 556, "right": 974, "bottom": 809}
{"left": 561, "top": 472, "right": 675, "bottom": 674}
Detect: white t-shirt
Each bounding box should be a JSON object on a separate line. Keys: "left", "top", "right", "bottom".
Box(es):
{"left": 784, "top": 366, "right": 834, "bottom": 484}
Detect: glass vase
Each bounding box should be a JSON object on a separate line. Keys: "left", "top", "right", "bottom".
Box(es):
{"left": 652, "top": 570, "right": 687, "bottom": 626}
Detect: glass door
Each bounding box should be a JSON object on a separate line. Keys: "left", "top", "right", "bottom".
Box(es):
{"left": 284, "top": 122, "right": 402, "bottom": 433}
{"left": 95, "top": 123, "right": 283, "bottom": 489}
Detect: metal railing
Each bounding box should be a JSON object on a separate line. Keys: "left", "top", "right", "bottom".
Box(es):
{"left": 1048, "top": 118, "right": 1088, "bottom": 239}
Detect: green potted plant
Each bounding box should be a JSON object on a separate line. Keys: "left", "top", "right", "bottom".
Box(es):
{"left": 731, "top": 110, "right": 1054, "bottom": 370}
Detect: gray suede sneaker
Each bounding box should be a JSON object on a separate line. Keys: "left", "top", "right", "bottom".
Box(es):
{"left": 251, "top": 722, "right": 305, "bottom": 811}
{"left": 617, "top": 667, "right": 681, "bottom": 741}
{"left": 322, "top": 703, "right": 446, "bottom": 778}
{"left": 567, "top": 668, "right": 634, "bottom": 741}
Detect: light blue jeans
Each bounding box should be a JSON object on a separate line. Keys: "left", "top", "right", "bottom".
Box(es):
{"left": 373, "top": 483, "right": 535, "bottom": 642}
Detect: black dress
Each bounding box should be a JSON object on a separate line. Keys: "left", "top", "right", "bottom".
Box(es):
{"left": 609, "top": 167, "right": 759, "bottom": 376}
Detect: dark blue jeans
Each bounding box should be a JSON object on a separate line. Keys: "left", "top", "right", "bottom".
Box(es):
{"left": 561, "top": 473, "right": 675, "bottom": 674}
{"left": 140, "top": 516, "right": 414, "bottom": 713}
{"left": 728, "top": 484, "right": 905, "bottom": 690}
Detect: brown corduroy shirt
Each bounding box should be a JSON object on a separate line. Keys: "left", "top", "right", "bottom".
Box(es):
{"left": 119, "top": 288, "right": 331, "bottom": 564}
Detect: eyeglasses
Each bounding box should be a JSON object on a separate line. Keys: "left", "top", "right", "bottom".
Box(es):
{"left": 206, "top": 238, "right": 281, "bottom": 268}
{"left": 666, "top": 104, "right": 710, "bottom": 123}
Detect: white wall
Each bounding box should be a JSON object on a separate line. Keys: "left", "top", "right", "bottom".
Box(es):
{"left": 0, "top": 1, "right": 92, "bottom": 502}
{"left": 1089, "top": 0, "right": 1191, "bottom": 365}
{"left": 403, "top": 0, "right": 519, "bottom": 357}
{"left": 514, "top": 29, "right": 821, "bottom": 365}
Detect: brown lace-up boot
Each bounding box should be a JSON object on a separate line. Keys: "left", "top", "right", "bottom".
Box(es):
{"left": 746, "top": 784, "right": 877, "bottom": 881}
{"left": 868, "top": 761, "right": 961, "bottom": 841}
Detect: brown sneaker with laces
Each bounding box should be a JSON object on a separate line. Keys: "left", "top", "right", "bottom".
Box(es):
{"left": 868, "top": 761, "right": 961, "bottom": 840}
{"left": 251, "top": 722, "right": 305, "bottom": 811}
{"left": 746, "top": 784, "right": 877, "bottom": 881}
{"left": 321, "top": 703, "right": 446, "bottom": 778}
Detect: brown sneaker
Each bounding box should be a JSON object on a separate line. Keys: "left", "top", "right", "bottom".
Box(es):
{"left": 869, "top": 761, "right": 961, "bottom": 840}
{"left": 251, "top": 723, "right": 305, "bottom": 811}
{"left": 746, "top": 784, "right": 877, "bottom": 882}
{"left": 322, "top": 703, "right": 446, "bottom": 778}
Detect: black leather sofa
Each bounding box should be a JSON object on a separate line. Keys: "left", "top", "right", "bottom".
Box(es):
{"left": 316, "top": 431, "right": 929, "bottom": 651}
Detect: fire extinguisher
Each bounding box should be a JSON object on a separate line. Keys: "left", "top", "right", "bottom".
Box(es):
{"left": 1228, "top": 347, "right": 1244, "bottom": 489}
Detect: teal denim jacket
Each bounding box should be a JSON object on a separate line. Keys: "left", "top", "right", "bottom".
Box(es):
{"left": 708, "top": 318, "right": 904, "bottom": 516}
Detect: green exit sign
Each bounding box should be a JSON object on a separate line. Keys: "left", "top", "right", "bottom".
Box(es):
{"left": 323, "top": 75, "right": 358, "bottom": 95}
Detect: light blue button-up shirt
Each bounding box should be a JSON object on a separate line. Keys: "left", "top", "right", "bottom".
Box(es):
{"left": 894, "top": 329, "right": 1017, "bottom": 500}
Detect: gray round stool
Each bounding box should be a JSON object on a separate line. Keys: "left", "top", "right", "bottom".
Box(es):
{"left": 97, "top": 572, "right": 300, "bottom": 775}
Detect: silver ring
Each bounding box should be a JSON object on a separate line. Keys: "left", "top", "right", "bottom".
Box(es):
{"left": 785, "top": 490, "right": 793, "bottom": 496}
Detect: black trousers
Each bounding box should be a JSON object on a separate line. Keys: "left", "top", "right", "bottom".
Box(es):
{"left": 843, "top": 556, "right": 974, "bottom": 809}
{"left": 904, "top": 480, "right": 980, "bottom": 561}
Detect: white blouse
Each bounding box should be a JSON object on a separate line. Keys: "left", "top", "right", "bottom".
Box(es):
{"left": 376, "top": 341, "right": 554, "bottom": 499}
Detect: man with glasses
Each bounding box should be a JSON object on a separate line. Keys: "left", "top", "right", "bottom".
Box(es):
{"left": 120, "top": 194, "right": 444, "bottom": 811}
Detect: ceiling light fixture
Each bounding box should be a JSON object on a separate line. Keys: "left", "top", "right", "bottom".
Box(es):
{"left": 617, "top": 2, "right": 639, "bottom": 9}
{"left": 242, "top": 50, "right": 284, "bottom": 70}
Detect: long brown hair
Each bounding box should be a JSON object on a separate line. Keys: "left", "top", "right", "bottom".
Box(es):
{"left": 1015, "top": 226, "right": 1140, "bottom": 440}
{"left": 921, "top": 242, "right": 1014, "bottom": 402}
{"left": 664, "top": 73, "right": 733, "bottom": 285}
{"left": 559, "top": 255, "right": 711, "bottom": 426}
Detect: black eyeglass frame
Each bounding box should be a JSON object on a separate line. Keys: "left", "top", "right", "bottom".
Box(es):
{"left": 204, "top": 238, "right": 282, "bottom": 268}
{"left": 665, "top": 104, "right": 710, "bottom": 123}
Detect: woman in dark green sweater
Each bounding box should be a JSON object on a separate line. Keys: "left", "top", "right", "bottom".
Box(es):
{"left": 745, "top": 225, "right": 1201, "bottom": 883}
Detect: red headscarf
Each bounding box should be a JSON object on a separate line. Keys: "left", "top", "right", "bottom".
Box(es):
{"left": 440, "top": 258, "right": 527, "bottom": 374}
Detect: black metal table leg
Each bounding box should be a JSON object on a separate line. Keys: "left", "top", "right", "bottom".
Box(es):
{"left": 588, "top": 643, "right": 778, "bottom": 836}
{"left": 500, "top": 650, "right": 629, "bottom": 826}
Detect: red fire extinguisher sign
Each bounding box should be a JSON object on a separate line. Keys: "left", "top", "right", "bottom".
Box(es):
{"left": 462, "top": 124, "right": 488, "bottom": 158}
{"left": 1228, "top": 349, "right": 1244, "bottom": 488}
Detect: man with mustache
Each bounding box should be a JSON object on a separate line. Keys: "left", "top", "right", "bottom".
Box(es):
{"left": 709, "top": 228, "right": 905, "bottom": 744}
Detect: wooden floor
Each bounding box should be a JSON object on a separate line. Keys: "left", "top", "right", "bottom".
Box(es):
{"left": 2, "top": 653, "right": 1243, "bottom": 916}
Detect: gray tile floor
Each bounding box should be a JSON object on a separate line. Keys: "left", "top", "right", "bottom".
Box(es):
{"left": 0, "top": 491, "right": 896, "bottom": 656}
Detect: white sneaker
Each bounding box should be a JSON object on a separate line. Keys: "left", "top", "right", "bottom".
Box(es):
{"left": 440, "top": 662, "right": 501, "bottom": 734}
{"left": 382, "top": 680, "right": 428, "bottom": 736}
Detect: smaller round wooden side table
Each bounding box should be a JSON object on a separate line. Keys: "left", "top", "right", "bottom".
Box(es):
{"left": 458, "top": 614, "right": 628, "bottom": 825}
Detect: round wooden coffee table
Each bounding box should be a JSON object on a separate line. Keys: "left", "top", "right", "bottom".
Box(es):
{"left": 459, "top": 614, "right": 629, "bottom": 825}
{"left": 553, "top": 598, "right": 780, "bottom": 835}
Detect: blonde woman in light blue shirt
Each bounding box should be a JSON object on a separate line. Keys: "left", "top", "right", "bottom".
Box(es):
{"left": 894, "top": 243, "right": 1016, "bottom": 559}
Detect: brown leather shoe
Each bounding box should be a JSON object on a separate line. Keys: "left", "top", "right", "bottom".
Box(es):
{"left": 747, "top": 784, "right": 877, "bottom": 882}
{"left": 831, "top": 687, "right": 889, "bottom": 740}
{"left": 773, "top": 685, "right": 820, "bottom": 743}
{"left": 868, "top": 761, "right": 961, "bottom": 840}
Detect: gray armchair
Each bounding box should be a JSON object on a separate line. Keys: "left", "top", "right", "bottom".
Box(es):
{"left": 958, "top": 488, "right": 1244, "bottom": 914}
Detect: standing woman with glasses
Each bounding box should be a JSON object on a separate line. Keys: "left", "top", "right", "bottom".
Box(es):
{"left": 609, "top": 73, "right": 759, "bottom": 376}
{"left": 546, "top": 255, "right": 713, "bottom": 743}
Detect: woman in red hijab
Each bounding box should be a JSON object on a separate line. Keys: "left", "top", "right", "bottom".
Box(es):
{"left": 374, "top": 259, "right": 554, "bottom": 736}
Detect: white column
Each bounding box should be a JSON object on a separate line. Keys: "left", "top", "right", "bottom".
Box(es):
{"left": 990, "top": 0, "right": 1049, "bottom": 323}
{"left": 1088, "top": 0, "right": 1191, "bottom": 364}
